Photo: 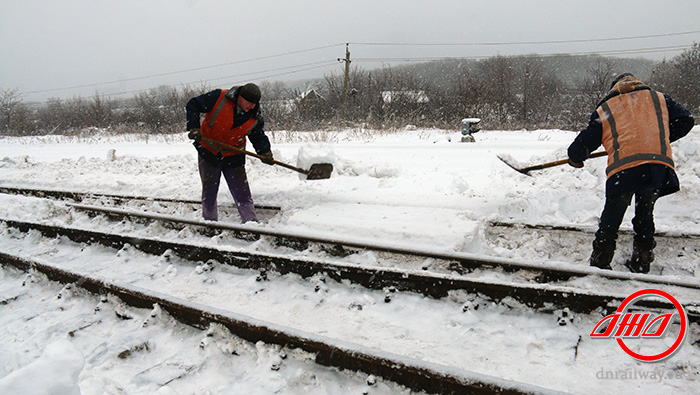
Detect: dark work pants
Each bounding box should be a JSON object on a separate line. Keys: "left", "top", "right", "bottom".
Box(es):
{"left": 594, "top": 188, "right": 660, "bottom": 248}
{"left": 198, "top": 156, "right": 258, "bottom": 223}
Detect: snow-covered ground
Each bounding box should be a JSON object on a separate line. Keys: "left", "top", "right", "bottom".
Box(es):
{"left": 1, "top": 127, "right": 699, "bottom": 394}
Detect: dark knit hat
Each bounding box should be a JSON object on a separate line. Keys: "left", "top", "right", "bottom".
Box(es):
{"left": 610, "top": 73, "right": 635, "bottom": 90}
{"left": 238, "top": 83, "right": 261, "bottom": 104}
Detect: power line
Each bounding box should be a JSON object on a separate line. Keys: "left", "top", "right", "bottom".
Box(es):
{"left": 350, "top": 30, "right": 700, "bottom": 47}
{"left": 100, "top": 61, "right": 340, "bottom": 99}
{"left": 24, "top": 30, "right": 700, "bottom": 97}
{"left": 352, "top": 44, "right": 693, "bottom": 63}
{"left": 25, "top": 42, "right": 690, "bottom": 103}
{"left": 21, "top": 43, "right": 345, "bottom": 96}
{"left": 19, "top": 29, "right": 699, "bottom": 102}
{"left": 183, "top": 60, "right": 339, "bottom": 86}
{"left": 73, "top": 42, "right": 690, "bottom": 101}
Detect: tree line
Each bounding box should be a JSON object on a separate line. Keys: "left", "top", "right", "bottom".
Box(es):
{"left": 2, "top": 44, "right": 698, "bottom": 136}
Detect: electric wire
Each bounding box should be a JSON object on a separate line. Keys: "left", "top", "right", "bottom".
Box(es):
{"left": 352, "top": 44, "right": 693, "bottom": 63}
{"left": 182, "top": 60, "right": 340, "bottom": 86}
{"left": 350, "top": 30, "right": 700, "bottom": 47}
{"left": 20, "top": 43, "right": 345, "bottom": 96}
{"left": 101, "top": 61, "right": 340, "bottom": 98}
{"left": 17, "top": 30, "right": 700, "bottom": 102}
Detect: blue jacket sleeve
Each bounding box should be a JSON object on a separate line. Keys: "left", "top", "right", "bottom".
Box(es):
{"left": 185, "top": 89, "right": 222, "bottom": 130}
{"left": 568, "top": 111, "right": 603, "bottom": 163}
{"left": 665, "top": 93, "right": 694, "bottom": 143}
{"left": 248, "top": 116, "right": 271, "bottom": 154}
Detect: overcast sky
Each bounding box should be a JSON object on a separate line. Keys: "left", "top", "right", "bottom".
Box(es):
{"left": 2, "top": 0, "right": 699, "bottom": 103}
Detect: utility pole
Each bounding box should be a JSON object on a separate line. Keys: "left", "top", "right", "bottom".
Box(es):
{"left": 338, "top": 43, "right": 351, "bottom": 122}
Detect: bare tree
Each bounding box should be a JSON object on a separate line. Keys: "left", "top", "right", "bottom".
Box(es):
{"left": 5, "top": 54, "right": 667, "bottom": 135}
{"left": 650, "top": 43, "right": 700, "bottom": 117}
{"left": 580, "top": 57, "right": 617, "bottom": 107}
{"left": 322, "top": 69, "right": 346, "bottom": 123}
{"left": 439, "top": 67, "right": 489, "bottom": 128}
{"left": 561, "top": 58, "right": 618, "bottom": 131}
{"left": 0, "top": 88, "right": 26, "bottom": 133}
{"left": 130, "top": 85, "right": 184, "bottom": 133}
{"left": 36, "top": 98, "right": 66, "bottom": 133}
{"left": 86, "top": 93, "right": 115, "bottom": 128}
{"left": 367, "top": 66, "right": 430, "bottom": 128}
{"left": 259, "top": 80, "right": 295, "bottom": 129}
{"left": 516, "top": 57, "right": 561, "bottom": 129}
{"left": 65, "top": 96, "right": 90, "bottom": 131}
{"left": 477, "top": 56, "right": 518, "bottom": 128}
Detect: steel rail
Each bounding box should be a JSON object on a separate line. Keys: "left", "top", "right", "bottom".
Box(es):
{"left": 489, "top": 220, "right": 700, "bottom": 240}
{"left": 5, "top": 185, "right": 698, "bottom": 239}
{"left": 2, "top": 218, "right": 698, "bottom": 322}
{"left": 0, "top": 186, "right": 282, "bottom": 211}
{"left": 67, "top": 203, "right": 700, "bottom": 290}
{"left": 0, "top": 251, "right": 565, "bottom": 395}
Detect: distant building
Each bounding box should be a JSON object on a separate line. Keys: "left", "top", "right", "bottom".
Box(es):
{"left": 380, "top": 90, "right": 429, "bottom": 104}
{"left": 296, "top": 89, "right": 326, "bottom": 120}
{"left": 298, "top": 89, "right": 325, "bottom": 105}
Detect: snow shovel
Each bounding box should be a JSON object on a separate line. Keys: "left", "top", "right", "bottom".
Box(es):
{"left": 498, "top": 150, "right": 607, "bottom": 176}
{"left": 202, "top": 138, "right": 333, "bottom": 180}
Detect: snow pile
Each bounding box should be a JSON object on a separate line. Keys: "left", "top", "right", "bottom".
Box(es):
{"left": 0, "top": 339, "right": 84, "bottom": 395}
{"left": 1, "top": 127, "right": 699, "bottom": 394}
{"left": 295, "top": 144, "right": 336, "bottom": 174}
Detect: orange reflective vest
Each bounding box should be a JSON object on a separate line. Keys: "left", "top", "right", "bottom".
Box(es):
{"left": 200, "top": 89, "right": 258, "bottom": 157}
{"left": 597, "top": 88, "right": 673, "bottom": 178}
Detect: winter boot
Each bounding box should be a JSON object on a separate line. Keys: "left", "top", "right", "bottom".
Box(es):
{"left": 589, "top": 240, "right": 615, "bottom": 270}
{"left": 624, "top": 240, "right": 656, "bottom": 274}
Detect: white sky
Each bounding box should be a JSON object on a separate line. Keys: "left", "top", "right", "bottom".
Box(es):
{"left": 1, "top": 0, "right": 699, "bottom": 103}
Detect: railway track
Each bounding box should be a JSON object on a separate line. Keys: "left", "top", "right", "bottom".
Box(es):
{"left": 2, "top": 186, "right": 699, "bottom": 393}
{"left": 7, "top": 186, "right": 700, "bottom": 238}
{"left": 489, "top": 220, "right": 700, "bottom": 240}
{"left": 1, "top": 186, "right": 699, "bottom": 309}
{"left": 0, "top": 185, "right": 282, "bottom": 211}
{"left": 1, "top": 187, "right": 696, "bottom": 283}
{"left": 67, "top": 203, "right": 700, "bottom": 290}
{"left": 1, "top": 251, "right": 564, "bottom": 395}
{"left": 5, "top": 185, "right": 700, "bottom": 244}
{"left": 1, "top": 210, "right": 699, "bottom": 320}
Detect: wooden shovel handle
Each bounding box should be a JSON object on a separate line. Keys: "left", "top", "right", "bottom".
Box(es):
{"left": 201, "top": 137, "right": 310, "bottom": 175}
{"left": 587, "top": 150, "right": 609, "bottom": 159}
{"left": 523, "top": 150, "right": 607, "bottom": 172}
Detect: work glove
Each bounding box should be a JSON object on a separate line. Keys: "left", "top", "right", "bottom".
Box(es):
{"left": 260, "top": 151, "right": 275, "bottom": 165}
{"left": 187, "top": 128, "right": 203, "bottom": 141}
{"left": 567, "top": 158, "right": 584, "bottom": 168}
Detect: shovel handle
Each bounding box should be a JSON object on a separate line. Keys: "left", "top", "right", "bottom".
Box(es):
{"left": 588, "top": 150, "right": 609, "bottom": 159}
{"left": 202, "top": 137, "right": 310, "bottom": 175}
{"left": 522, "top": 150, "right": 607, "bottom": 172}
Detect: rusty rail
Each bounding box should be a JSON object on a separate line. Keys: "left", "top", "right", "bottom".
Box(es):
{"left": 0, "top": 251, "right": 563, "bottom": 395}
{"left": 2, "top": 218, "right": 698, "bottom": 322}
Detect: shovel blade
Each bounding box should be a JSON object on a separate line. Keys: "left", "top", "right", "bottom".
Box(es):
{"left": 306, "top": 163, "right": 333, "bottom": 180}
{"left": 497, "top": 155, "right": 532, "bottom": 176}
